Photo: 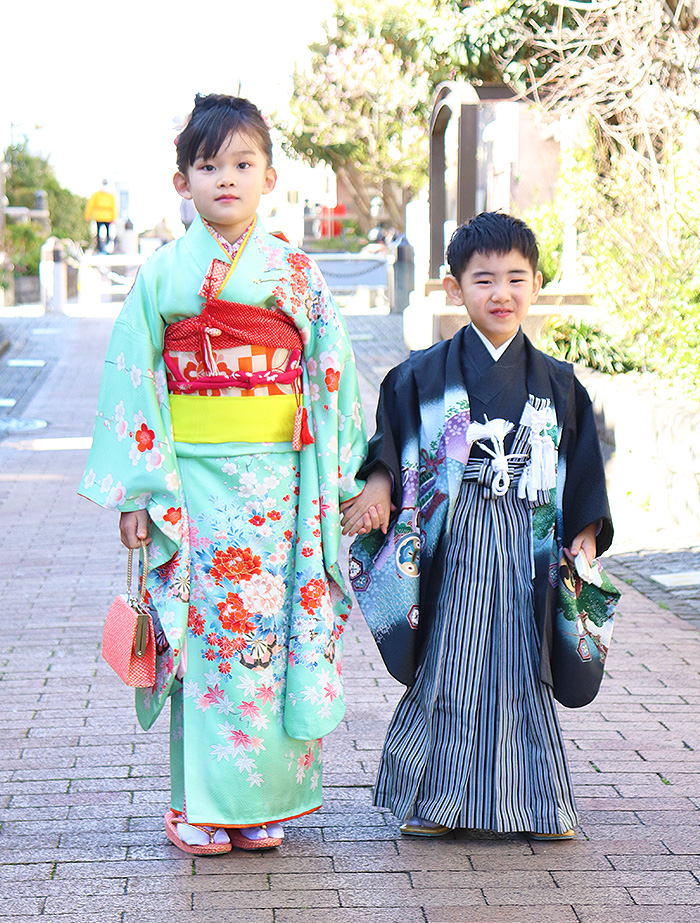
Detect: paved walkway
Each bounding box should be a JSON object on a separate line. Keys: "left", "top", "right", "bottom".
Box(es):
{"left": 1, "top": 306, "right": 700, "bottom": 922}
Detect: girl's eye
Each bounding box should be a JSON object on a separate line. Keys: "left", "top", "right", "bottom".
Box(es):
{"left": 202, "top": 164, "right": 215, "bottom": 172}
{"left": 238, "top": 162, "right": 250, "bottom": 170}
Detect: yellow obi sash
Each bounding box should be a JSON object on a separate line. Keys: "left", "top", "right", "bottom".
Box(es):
{"left": 170, "top": 393, "right": 297, "bottom": 444}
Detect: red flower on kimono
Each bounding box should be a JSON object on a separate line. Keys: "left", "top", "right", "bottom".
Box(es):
{"left": 300, "top": 577, "right": 327, "bottom": 614}
{"left": 217, "top": 593, "right": 254, "bottom": 634}
{"left": 267, "top": 510, "right": 281, "bottom": 521}
{"left": 188, "top": 610, "right": 206, "bottom": 636}
{"left": 210, "top": 546, "right": 262, "bottom": 585}
{"left": 163, "top": 507, "right": 182, "bottom": 525}
{"left": 135, "top": 423, "right": 155, "bottom": 452}
{"left": 287, "top": 252, "right": 311, "bottom": 272}
{"left": 291, "top": 273, "right": 307, "bottom": 296}
{"left": 218, "top": 661, "right": 232, "bottom": 675}
{"left": 248, "top": 515, "right": 266, "bottom": 526}
{"left": 324, "top": 368, "right": 340, "bottom": 392}
{"left": 217, "top": 637, "right": 238, "bottom": 658}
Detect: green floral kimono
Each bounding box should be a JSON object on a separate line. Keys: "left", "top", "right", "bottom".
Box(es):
{"left": 80, "top": 216, "right": 366, "bottom": 825}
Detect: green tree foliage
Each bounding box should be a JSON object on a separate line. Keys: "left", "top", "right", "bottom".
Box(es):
{"left": 285, "top": 1, "right": 432, "bottom": 233}
{"left": 430, "top": 0, "right": 574, "bottom": 87}
{"left": 512, "top": 1, "right": 700, "bottom": 396}
{"left": 286, "top": 1, "right": 567, "bottom": 232}
{"left": 5, "top": 141, "right": 89, "bottom": 249}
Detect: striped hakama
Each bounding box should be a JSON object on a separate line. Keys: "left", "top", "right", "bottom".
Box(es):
{"left": 374, "top": 423, "right": 577, "bottom": 835}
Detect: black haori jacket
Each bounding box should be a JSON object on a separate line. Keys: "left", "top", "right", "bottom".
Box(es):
{"left": 349, "top": 325, "right": 613, "bottom": 693}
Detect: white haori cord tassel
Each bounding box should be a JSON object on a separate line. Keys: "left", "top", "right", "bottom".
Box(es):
{"left": 466, "top": 417, "right": 516, "bottom": 497}
{"left": 518, "top": 403, "right": 557, "bottom": 501}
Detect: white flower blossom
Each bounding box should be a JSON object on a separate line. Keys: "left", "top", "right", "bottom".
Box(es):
{"left": 105, "top": 482, "right": 127, "bottom": 509}
{"left": 145, "top": 448, "right": 165, "bottom": 471}
{"left": 240, "top": 572, "right": 285, "bottom": 618}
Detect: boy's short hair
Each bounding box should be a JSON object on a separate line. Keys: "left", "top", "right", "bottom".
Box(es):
{"left": 176, "top": 94, "right": 273, "bottom": 173}
{"left": 446, "top": 212, "right": 539, "bottom": 279}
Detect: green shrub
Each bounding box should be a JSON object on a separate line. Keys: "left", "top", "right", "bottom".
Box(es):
{"left": 6, "top": 221, "right": 44, "bottom": 277}
{"left": 540, "top": 316, "right": 640, "bottom": 375}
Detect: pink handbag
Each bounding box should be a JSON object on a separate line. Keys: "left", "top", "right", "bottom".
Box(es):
{"left": 102, "top": 542, "right": 156, "bottom": 688}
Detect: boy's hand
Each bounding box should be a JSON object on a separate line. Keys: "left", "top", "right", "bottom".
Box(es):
{"left": 340, "top": 468, "right": 394, "bottom": 536}
{"left": 566, "top": 522, "right": 597, "bottom": 566}
{"left": 119, "top": 510, "right": 151, "bottom": 549}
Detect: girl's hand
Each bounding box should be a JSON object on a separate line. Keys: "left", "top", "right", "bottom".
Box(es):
{"left": 340, "top": 468, "right": 394, "bottom": 536}
{"left": 119, "top": 510, "right": 151, "bottom": 549}
{"left": 566, "top": 522, "right": 597, "bottom": 566}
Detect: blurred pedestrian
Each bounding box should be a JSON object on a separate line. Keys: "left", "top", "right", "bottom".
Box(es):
{"left": 84, "top": 179, "right": 117, "bottom": 252}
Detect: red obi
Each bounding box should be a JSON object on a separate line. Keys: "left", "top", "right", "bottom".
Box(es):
{"left": 163, "top": 299, "right": 303, "bottom": 395}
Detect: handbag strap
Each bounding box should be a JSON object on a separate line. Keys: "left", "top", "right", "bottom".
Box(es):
{"left": 125, "top": 541, "right": 149, "bottom": 607}
{"left": 126, "top": 541, "right": 151, "bottom": 659}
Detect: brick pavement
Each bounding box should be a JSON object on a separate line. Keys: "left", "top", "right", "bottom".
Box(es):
{"left": 1, "top": 306, "right": 700, "bottom": 922}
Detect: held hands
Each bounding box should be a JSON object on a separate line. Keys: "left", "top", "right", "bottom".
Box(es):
{"left": 565, "top": 522, "right": 597, "bottom": 567}
{"left": 340, "top": 468, "right": 394, "bottom": 536}
{"left": 119, "top": 510, "right": 151, "bottom": 549}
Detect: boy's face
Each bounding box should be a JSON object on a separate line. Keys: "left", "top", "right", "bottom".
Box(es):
{"left": 442, "top": 249, "right": 542, "bottom": 348}
{"left": 173, "top": 131, "right": 276, "bottom": 243}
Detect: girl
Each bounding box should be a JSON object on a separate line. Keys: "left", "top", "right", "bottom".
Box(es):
{"left": 80, "top": 94, "right": 366, "bottom": 855}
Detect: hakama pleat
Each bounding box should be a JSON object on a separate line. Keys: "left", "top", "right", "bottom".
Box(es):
{"left": 374, "top": 474, "right": 577, "bottom": 834}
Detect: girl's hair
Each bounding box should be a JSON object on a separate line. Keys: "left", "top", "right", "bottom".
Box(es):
{"left": 446, "top": 212, "right": 539, "bottom": 280}
{"left": 176, "top": 94, "right": 273, "bottom": 173}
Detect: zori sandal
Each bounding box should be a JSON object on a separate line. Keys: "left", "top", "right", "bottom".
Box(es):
{"left": 399, "top": 816, "right": 452, "bottom": 837}
{"left": 164, "top": 809, "right": 232, "bottom": 856}
{"left": 228, "top": 824, "right": 283, "bottom": 850}
{"left": 526, "top": 829, "right": 575, "bottom": 841}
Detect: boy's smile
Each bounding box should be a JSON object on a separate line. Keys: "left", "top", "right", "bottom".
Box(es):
{"left": 443, "top": 250, "right": 542, "bottom": 348}
{"left": 173, "top": 131, "right": 276, "bottom": 244}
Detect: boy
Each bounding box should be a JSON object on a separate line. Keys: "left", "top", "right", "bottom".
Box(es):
{"left": 341, "top": 212, "right": 612, "bottom": 839}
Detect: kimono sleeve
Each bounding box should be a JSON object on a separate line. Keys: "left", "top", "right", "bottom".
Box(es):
{"left": 78, "top": 271, "right": 184, "bottom": 566}
{"left": 302, "top": 259, "right": 367, "bottom": 502}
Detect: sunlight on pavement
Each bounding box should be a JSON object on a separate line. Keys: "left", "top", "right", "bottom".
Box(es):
{"left": 3, "top": 436, "right": 92, "bottom": 451}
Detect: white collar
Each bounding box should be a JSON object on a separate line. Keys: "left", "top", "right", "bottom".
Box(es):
{"left": 471, "top": 324, "right": 518, "bottom": 361}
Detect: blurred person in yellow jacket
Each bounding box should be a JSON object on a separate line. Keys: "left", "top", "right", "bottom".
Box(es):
{"left": 85, "top": 179, "right": 117, "bottom": 252}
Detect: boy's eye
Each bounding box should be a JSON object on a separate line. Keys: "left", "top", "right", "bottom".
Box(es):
{"left": 238, "top": 162, "right": 250, "bottom": 170}
{"left": 199, "top": 163, "right": 215, "bottom": 172}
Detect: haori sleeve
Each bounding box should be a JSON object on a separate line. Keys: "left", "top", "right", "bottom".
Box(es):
{"left": 358, "top": 365, "right": 407, "bottom": 510}
{"left": 561, "top": 375, "right": 613, "bottom": 555}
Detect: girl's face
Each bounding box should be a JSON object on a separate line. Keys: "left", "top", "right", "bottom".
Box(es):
{"left": 173, "top": 131, "right": 276, "bottom": 243}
